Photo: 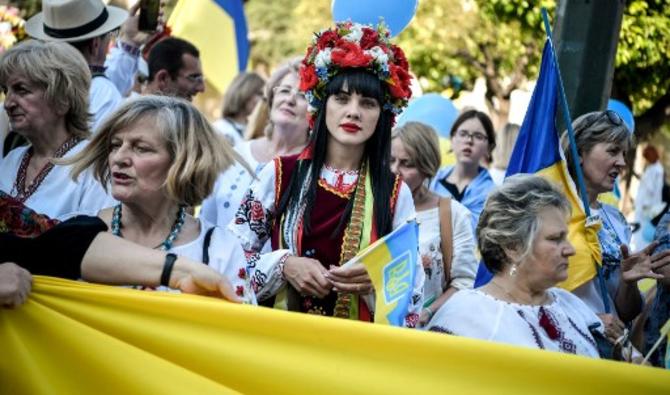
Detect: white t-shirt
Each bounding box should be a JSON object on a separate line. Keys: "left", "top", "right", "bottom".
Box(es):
{"left": 199, "top": 161, "right": 256, "bottom": 230}
{"left": 235, "top": 140, "right": 265, "bottom": 175}
{"left": 427, "top": 288, "right": 602, "bottom": 358}
{"left": 0, "top": 140, "right": 116, "bottom": 219}
{"left": 213, "top": 118, "right": 245, "bottom": 148}
{"left": 90, "top": 76, "right": 123, "bottom": 133}
{"left": 171, "top": 218, "right": 250, "bottom": 302}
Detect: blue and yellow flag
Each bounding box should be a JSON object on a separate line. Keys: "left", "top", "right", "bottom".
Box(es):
{"left": 349, "top": 220, "right": 418, "bottom": 326}
{"left": 168, "top": 0, "right": 249, "bottom": 93}
{"left": 475, "top": 39, "right": 602, "bottom": 291}
{"left": 2, "top": 277, "right": 670, "bottom": 394}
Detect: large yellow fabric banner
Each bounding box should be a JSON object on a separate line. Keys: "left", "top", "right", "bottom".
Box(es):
{"left": 1, "top": 277, "right": 668, "bottom": 394}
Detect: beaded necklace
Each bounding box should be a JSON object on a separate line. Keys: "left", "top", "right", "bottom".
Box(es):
{"left": 13, "top": 135, "right": 82, "bottom": 203}
{"left": 111, "top": 204, "right": 186, "bottom": 251}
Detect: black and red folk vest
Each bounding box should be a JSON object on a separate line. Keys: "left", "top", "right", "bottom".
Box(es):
{"left": 269, "top": 154, "right": 401, "bottom": 318}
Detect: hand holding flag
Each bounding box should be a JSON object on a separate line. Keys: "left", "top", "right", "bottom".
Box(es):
{"left": 343, "top": 219, "right": 421, "bottom": 326}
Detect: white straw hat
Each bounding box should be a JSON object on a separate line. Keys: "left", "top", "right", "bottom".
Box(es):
{"left": 25, "top": 0, "right": 128, "bottom": 42}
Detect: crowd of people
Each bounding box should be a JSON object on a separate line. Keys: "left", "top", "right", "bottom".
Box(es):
{"left": 1, "top": 0, "right": 670, "bottom": 370}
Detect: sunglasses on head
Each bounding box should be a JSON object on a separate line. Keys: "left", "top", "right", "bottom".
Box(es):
{"left": 579, "top": 110, "right": 624, "bottom": 132}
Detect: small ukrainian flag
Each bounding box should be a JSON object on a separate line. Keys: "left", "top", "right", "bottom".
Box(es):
{"left": 347, "top": 220, "right": 419, "bottom": 326}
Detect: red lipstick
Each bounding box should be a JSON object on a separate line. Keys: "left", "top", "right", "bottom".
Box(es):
{"left": 340, "top": 122, "right": 361, "bottom": 133}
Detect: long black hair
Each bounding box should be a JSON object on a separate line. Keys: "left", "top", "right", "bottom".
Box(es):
{"left": 276, "top": 68, "right": 396, "bottom": 238}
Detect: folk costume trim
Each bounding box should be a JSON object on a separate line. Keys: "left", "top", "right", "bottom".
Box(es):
{"left": 13, "top": 136, "right": 82, "bottom": 203}
{"left": 333, "top": 161, "right": 374, "bottom": 320}
{"left": 318, "top": 179, "right": 354, "bottom": 198}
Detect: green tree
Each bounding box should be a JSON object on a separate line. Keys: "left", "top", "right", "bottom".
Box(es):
{"left": 395, "top": 0, "right": 555, "bottom": 126}
{"left": 612, "top": 0, "right": 670, "bottom": 140}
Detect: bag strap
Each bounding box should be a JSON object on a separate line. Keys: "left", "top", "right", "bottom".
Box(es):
{"left": 202, "top": 227, "right": 216, "bottom": 265}
{"left": 438, "top": 197, "right": 453, "bottom": 287}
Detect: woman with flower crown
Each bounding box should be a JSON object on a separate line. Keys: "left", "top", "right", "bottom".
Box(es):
{"left": 231, "top": 21, "right": 423, "bottom": 325}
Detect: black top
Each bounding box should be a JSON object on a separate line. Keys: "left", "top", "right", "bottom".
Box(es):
{"left": 439, "top": 178, "right": 467, "bottom": 202}
{"left": 0, "top": 216, "right": 107, "bottom": 279}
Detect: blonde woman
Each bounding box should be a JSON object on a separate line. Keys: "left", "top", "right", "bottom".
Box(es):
{"left": 213, "top": 71, "right": 266, "bottom": 147}
{"left": 0, "top": 40, "right": 114, "bottom": 219}
{"left": 67, "top": 95, "right": 250, "bottom": 300}
{"left": 236, "top": 58, "right": 310, "bottom": 174}
{"left": 391, "top": 122, "right": 478, "bottom": 326}
{"left": 200, "top": 59, "right": 309, "bottom": 229}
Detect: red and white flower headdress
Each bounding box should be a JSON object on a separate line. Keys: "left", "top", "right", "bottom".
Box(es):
{"left": 299, "top": 21, "right": 412, "bottom": 127}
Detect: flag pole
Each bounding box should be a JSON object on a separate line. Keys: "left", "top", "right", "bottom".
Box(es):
{"left": 541, "top": 8, "right": 611, "bottom": 314}
{"left": 541, "top": 9, "right": 591, "bottom": 217}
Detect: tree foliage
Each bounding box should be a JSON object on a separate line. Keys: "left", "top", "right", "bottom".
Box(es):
{"left": 612, "top": 0, "right": 670, "bottom": 139}
{"left": 14, "top": 0, "right": 670, "bottom": 136}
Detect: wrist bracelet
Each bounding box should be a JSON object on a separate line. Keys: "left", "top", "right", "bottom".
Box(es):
{"left": 424, "top": 306, "right": 434, "bottom": 319}
{"left": 160, "top": 253, "right": 178, "bottom": 287}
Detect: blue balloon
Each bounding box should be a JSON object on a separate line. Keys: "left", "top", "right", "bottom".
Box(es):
{"left": 607, "top": 99, "right": 635, "bottom": 133}
{"left": 396, "top": 94, "right": 459, "bottom": 138}
{"left": 331, "top": 0, "right": 418, "bottom": 37}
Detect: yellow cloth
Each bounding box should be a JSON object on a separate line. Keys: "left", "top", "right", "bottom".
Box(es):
{"left": 439, "top": 137, "right": 456, "bottom": 167}
{"left": 536, "top": 163, "right": 603, "bottom": 291}
{"left": 168, "top": 1, "right": 244, "bottom": 94}
{"left": 2, "top": 277, "right": 669, "bottom": 394}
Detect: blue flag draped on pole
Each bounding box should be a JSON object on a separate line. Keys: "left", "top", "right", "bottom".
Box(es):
{"left": 474, "top": 38, "right": 602, "bottom": 290}
{"left": 168, "top": 0, "right": 249, "bottom": 93}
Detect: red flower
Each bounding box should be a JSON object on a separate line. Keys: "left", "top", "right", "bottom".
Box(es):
{"left": 317, "top": 30, "right": 340, "bottom": 50}
{"left": 360, "top": 28, "right": 379, "bottom": 50}
{"left": 405, "top": 313, "right": 420, "bottom": 328}
{"left": 236, "top": 286, "right": 244, "bottom": 296}
{"left": 421, "top": 255, "right": 431, "bottom": 269}
{"left": 391, "top": 45, "right": 409, "bottom": 71}
{"left": 331, "top": 41, "right": 372, "bottom": 68}
{"left": 238, "top": 268, "right": 246, "bottom": 279}
{"left": 388, "top": 64, "right": 411, "bottom": 99}
{"left": 299, "top": 64, "right": 318, "bottom": 92}
{"left": 249, "top": 201, "right": 265, "bottom": 222}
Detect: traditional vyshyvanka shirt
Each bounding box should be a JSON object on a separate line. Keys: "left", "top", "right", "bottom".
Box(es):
{"left": 0, "top": 141, "right": 116, "bottom": 220}
{"left": 427, "top": 288, "right": 602, "bottom": 358}
{"left": 230, "top": 153, "right": 423, "bottom": 326}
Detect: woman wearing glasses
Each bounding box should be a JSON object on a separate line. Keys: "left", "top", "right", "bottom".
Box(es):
{"left": 200, "top": 59, "right": 310, "bottom": 231}
{"left": 429, "top": 110, "right": 496, "bottom": 232}
{"left": 562, "top": 110, "right": 670, "bottom": 344}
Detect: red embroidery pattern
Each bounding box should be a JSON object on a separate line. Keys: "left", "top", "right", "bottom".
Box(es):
{"left": 13, "top": 136, "right": 82, "bottom": 203}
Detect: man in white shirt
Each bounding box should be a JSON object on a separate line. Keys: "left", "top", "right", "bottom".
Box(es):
{"left": 143, "top": 37, "right": 205, "bottom": 102}
{"left": 24, "top": 0, "right": 148, "bottom": 131}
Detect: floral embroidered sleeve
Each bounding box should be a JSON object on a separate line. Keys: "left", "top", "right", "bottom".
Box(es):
{"left": 229, "top": 161, "right": 291, "bottom": 301}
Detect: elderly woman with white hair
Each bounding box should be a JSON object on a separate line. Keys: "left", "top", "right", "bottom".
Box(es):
{"left": 66, "top": 95, "right": 251, "bottom": 300}
{"left": 0, "top": 40, "right": 114, "bottom": 218}
{"left": 427, "top": 175, "right": 603, "bottom": 357}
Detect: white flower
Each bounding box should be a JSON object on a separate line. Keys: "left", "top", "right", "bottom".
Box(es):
{"left": 314, "top": 48, "right": 332, "bottom": 69}
{"left": 366, "top": 46, "right": 389, "bottom": 67}
{"left": 343, "top": 25, "right": 363, "bottom": 43}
